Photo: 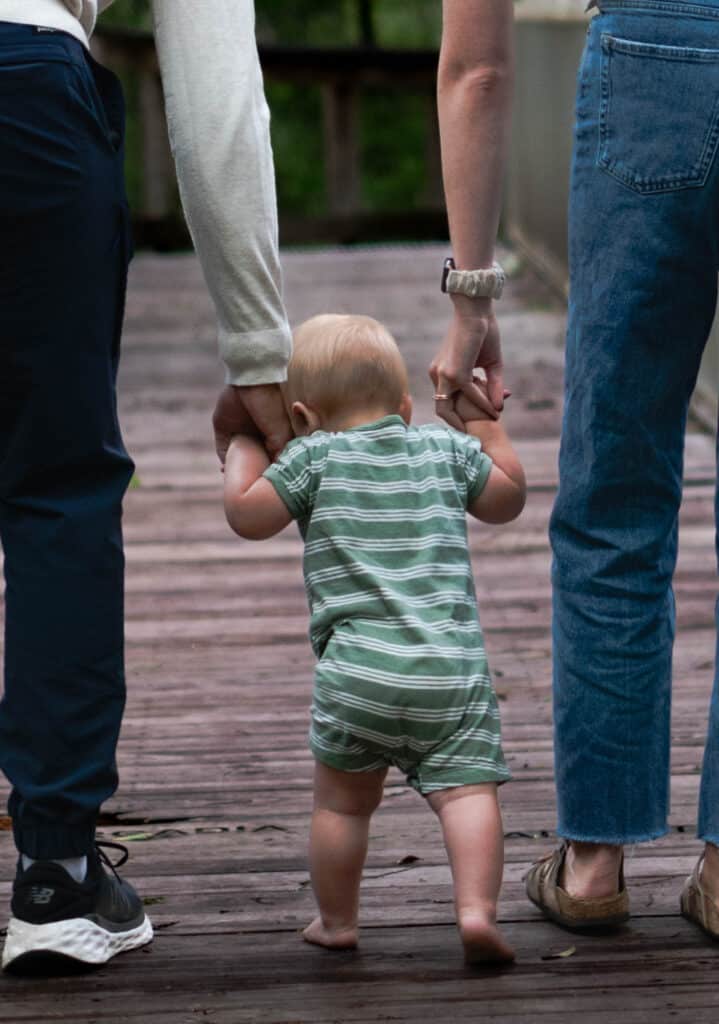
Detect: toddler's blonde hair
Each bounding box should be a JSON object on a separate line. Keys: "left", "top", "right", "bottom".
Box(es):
{"left": 286, "top": 314, "right": 409, "bottom": 419}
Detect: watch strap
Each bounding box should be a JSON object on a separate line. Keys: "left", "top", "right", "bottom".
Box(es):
{"left": 441, "top": 258, "right": 505, "bottom": 300}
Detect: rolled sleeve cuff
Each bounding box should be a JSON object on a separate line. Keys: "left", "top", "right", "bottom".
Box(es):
{"left": 220, "top": 324, "right": 293, "bottom": 387}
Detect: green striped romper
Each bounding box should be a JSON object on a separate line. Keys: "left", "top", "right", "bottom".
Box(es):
{"left": 264, "top": 414, "right": 510, "bottom": 794}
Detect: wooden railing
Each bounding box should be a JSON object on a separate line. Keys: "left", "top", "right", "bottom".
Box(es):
{"left": 92, "top": 27, "right": 447, "bottom": 247}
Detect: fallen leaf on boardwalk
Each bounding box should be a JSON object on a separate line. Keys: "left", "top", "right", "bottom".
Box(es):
{"left": 142, "top": 896, "right": 166, "bottom": 906}
{"left": 106, "top": 812, "right": 191, "bottom": 827}
{"left": 0, "top": 817, "right": 11, "bottom": 831}
{"left": 116, "top": 832, "right": 154, "bottom": 842}
{"left": 396, "top": 855, "right": 421, "bottom": 865}
{"left": 541, "top": 946, "right": 576, "bottom": 961}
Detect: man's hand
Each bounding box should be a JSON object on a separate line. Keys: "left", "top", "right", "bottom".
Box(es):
{"left": 213, "top": 384, "right": 293, "bottom": 465}
{"left": 429, "top": 298, "right": 505, "bottom": 432}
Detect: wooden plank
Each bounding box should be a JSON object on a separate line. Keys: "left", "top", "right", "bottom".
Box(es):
{"left": 4, "top": 919, "right": 719, "bottom": 1023}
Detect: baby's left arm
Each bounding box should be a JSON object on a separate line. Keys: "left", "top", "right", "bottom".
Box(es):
{"left": 224, "top": 436, "right": 293, "bottom": 540}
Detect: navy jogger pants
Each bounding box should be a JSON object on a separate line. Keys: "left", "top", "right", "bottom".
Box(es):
{"left": 0, "top": 23, "right": 134, "bottom": 858}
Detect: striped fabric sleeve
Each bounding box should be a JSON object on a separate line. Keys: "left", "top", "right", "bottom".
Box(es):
{"left": 457, "top": 435, "right": 494, "bottom": 506}
{"left": 263, "top": 437, "right": 321, "bottom": 520}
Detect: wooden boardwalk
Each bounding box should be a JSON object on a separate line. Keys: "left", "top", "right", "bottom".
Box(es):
{"left": 2, "top": 245, "right": 719, "bottom": 1022}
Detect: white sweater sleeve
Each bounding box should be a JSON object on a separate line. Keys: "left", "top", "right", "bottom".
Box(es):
{"left": 150, "top": 0, "right": 291, "bottom": 386}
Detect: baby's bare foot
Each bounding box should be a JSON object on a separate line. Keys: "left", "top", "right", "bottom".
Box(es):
{"left": 302, "top": 916, "right": 358, "bottom": 950}
{"left": 459, "top": 913, "right": 515, "bottom": 965}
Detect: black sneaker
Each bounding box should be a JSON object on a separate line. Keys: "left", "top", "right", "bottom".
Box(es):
{"left": 2, "top": 841, "right": 153, "bottom": 972}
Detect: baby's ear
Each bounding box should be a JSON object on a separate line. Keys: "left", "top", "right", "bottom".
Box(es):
{"left": 291, "top": 401, "right": 321, "bottom": 436}
{"left": 399, "top": 393, "right": 413, "bottom": 425}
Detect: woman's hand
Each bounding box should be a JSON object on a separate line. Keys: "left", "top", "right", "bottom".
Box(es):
{"left": 429, "top": 297, "right": 505, "bottom": 432}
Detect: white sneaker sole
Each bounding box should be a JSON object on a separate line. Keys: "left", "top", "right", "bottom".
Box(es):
{"left": 2, "top": 913, "right": 153, "bottom": 970}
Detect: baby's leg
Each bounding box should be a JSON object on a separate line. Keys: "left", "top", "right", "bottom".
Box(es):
{"left": 303, "top": 761, "right": 387, "bottom": 950}
{"left": 428, "top": 783, "right": 515, "bottom": 963}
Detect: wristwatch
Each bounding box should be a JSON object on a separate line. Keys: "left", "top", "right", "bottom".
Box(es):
{"left": 440, "top": 257, "right": 505, "bottom": 300}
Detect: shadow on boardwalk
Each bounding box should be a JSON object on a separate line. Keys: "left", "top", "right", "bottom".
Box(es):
{"left": 2, "top": 245, "right": 719, "bottom": 1022}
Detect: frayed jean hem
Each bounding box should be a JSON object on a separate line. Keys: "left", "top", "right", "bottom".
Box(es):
{"left": 557, "top": 826, "right": 669, "bottom": 845}
{"left": 696, "top": 832, "right": 719, "bottom": 846}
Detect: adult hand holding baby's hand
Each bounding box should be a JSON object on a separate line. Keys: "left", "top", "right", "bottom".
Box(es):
{"left": 213, "top": 384, "right": 292, "bottom": 465}
{"left": 454, "top": 380, "right": 511, "bottom": 425}
{"left": 430, "top": 299, "right": 505, "bottom": 431}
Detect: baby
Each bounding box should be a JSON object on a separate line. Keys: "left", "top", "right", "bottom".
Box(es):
{"left": 223, "top": 314, "right": 526, "bottom": 963}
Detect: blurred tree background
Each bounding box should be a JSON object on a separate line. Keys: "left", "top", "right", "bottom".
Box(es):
{"left": 99, "top": 0, "right": 443, "bottom": 232}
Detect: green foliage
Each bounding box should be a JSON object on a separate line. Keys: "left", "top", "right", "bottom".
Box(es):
{"left": 257, "top": 0, "right": 442, "bottom": 215}
{"left": 361, "top": 90, "right": 428, "bottom": 210}
{"left": 99, "top": 0, "right": 152, "bottom": 29}
{"left": 256, "top": 0, "right": 358, "bottom": 46}
{"left": 98, "top": 0, "right": 440, "bottom": 47}
{"left": 255, "top": 0, "right": 440, "bottom": 47}
{"left": 367, "top": 1, "right": 441, "bottom": 48}
{"left": 98, "top": 1, "right": 442, "bottom": 228}
{"left": 265, "top": 83, "right": 325, "bottom": 216}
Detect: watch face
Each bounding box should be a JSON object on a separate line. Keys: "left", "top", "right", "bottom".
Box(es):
{"left": 441, "top": 257, "right": 454, "bottom": 293}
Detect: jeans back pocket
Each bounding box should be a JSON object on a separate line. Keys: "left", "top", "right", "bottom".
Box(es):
{"left": 598, "top": 32, "right": 719, "bottom": 194}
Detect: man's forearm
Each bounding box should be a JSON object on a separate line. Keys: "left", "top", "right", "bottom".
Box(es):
{"left": 438, "top": 0, "right": 515, "bottom": 271}
{"left": 151, "top": 0, "right": 292, "bottom": 386}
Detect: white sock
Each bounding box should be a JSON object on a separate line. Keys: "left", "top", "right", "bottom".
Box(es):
{"left": 22, "top": 855, "right": 88, "bottom": 884}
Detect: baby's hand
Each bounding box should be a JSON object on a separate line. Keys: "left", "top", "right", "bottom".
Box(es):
{"left": 454, "top": 392, "right": 493, "bottom": 423}
{"left": 454, "top": 382, "right": 510, "bottom": 424}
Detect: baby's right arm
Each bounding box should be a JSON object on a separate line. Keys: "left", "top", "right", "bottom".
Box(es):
{"left": 454, "top": 392, "right": 526, "bottom": 525}
{"left": 224, "top": 436, "right": 293, "bottom": 540}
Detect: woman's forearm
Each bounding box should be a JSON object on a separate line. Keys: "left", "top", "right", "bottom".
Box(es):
{"left": 438, "top": 0, "right": 515, "bottom": 271}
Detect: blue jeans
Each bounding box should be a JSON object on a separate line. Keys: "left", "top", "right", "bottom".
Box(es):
{"left": 0, "top": 24, "right": 134, "bottom": 858}
{"left": 551, "top": 0, "right": 719, "bottom": 843}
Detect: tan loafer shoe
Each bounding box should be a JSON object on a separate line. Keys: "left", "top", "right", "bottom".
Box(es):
{"left": 680, "top": 856, "right": 719, "bottom": 940}
{"left": 525, "top": 841, "right": 630, "bottom": 930}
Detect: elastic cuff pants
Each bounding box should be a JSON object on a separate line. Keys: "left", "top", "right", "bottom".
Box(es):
{"left": 0, "top": 24, "right": 134, "bottom": 858}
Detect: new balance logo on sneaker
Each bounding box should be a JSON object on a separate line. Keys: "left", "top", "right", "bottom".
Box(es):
{"left": 2, "top": 842, "right": 152, "bottom": 972}
{"left": 28, "top": 887, "right": 55, "bottom": 906}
